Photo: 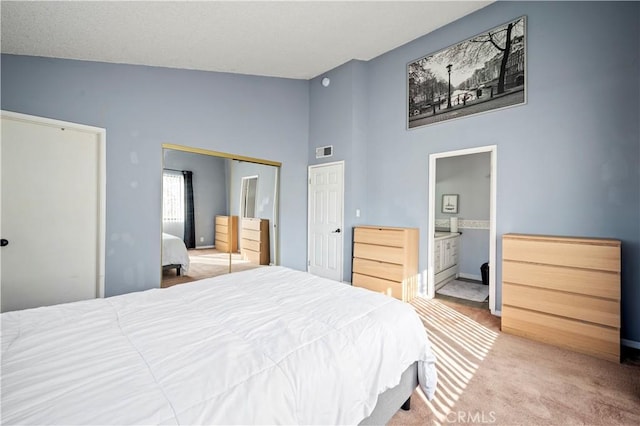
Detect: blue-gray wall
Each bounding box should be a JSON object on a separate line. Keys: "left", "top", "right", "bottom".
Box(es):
{"left": 162, "top": 149, "right": 228, "bottom": 246}
{"left": 310, "top": 1, "right": 639, "bottom": 343}
{"left": 308, "top": 59, "right": 370, "bottom": 281}
{"left": 1, "top": 56, "right": 309, "bottom": 296}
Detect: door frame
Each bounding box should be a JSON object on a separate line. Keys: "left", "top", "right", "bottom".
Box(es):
{"left": 1, "top": 110, "right": 106, "bottom": 298}
{"left": 239, "top": 175, "right": 259, "bottom": 219}
{"left": 307, "top": 160, "right": 345, "bottom": 282}
{"left": 427, "top": 145, "right": 498, "bottom": 315}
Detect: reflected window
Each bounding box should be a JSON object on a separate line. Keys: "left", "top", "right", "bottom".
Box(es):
{"left": 163, "top": 172, "right": 184, "bottom": 222}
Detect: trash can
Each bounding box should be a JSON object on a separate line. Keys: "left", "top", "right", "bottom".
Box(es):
{"left": 480, "top": 262, "right": 489, "bottom": 285}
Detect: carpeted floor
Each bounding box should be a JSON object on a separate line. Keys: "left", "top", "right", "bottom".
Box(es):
{"left": 389, "top": 298, "right": 640, "bottom": 425}
{"left": 161, "top": 248, "right": 264, "bottom": 288}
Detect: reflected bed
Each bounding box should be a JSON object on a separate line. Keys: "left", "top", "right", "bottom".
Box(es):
{"left": 162, "top": 232, "right": 190, "bottom": 276}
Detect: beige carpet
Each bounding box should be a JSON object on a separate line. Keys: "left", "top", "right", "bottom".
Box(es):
{"left": 161, "top": 248, "right": 264, "bottom": 288}
{"left": 389, "top": 298, "right": 640, "bottom": 425}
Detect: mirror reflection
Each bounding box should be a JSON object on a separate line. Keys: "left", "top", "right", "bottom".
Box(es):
{"left": 161, "top": 145, "right": 279, "bottom": 288}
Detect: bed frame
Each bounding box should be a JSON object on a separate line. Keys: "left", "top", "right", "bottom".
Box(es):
{"left": 162, "top": 263, "right": 182, "bottom": 276}
{"left": 359, "top": 362, "right": 418, "bottom": 425}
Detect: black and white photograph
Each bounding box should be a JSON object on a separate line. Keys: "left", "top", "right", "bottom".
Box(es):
{"left": 408, "top": 16, "right": 526, "bottom": 129}
{"left": 442, "top": 194, "right": 459, "bottom": 214}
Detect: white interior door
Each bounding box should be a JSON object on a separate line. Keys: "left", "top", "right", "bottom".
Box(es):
{"left": 0, "top": 111, "right": 105, "bottom": 312}
{"left": 308, "top": 161, "right": 344, "bottom": 282}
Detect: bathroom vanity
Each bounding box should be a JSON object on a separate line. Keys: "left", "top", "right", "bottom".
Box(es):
{"left": 434, "top": 232, "right": 460, "bottom": 290}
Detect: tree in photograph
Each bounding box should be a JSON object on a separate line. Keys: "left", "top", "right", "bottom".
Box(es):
{"left": 446, "top": 18, "right": 523, "bottom": 95}
{"left": 408, "top": 58, "right": 449, "bottom": 107}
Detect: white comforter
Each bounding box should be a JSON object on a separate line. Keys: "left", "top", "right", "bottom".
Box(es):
{"left": 162, "top": 232, "right": 190, "bottom": 273}
{"left": 1, "top": 266, "right": 437, "bottom": 425}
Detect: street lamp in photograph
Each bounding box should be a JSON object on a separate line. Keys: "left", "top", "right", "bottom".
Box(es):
{"left": 446, "top": 64, "right": 453, "bottom": 109}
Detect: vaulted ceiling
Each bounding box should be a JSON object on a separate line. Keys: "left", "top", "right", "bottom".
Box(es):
{"left": 1, "top": 1, "right": 492, "bottom": 79}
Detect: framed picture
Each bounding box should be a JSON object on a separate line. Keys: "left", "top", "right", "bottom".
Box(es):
{"left": 408, "top": 16, "right": 526, "bottom": 129}
{"left": 442, "top": 194, "right": 459, "bottom": 214}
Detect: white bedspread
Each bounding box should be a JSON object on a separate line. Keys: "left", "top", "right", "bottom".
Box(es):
{"left": 1, "top": 266, "right": 437, "bottom": 425}
{"left": 162, "top": 232, "right": 190, "bottom": 273}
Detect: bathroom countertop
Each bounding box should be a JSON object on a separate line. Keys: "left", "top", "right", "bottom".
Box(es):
{"left": 434, "top": 231, "right": 461, "bottom": 240}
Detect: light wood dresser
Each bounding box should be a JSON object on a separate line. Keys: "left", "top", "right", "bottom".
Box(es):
{"left": 241, "top": 218, "right": 270, "bottom": 265}
{"left": 352, "top": 226, "right": 419, "bottom": 302}
{"left": 215, "top": 215, "right": 238, "bottom": 253}
{"left": 502, "top": 233, "right": 621, "bottom": 362}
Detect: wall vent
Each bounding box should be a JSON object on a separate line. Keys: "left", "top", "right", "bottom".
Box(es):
{"left": 315, "top": 145, "right": 333, "bottom": 159}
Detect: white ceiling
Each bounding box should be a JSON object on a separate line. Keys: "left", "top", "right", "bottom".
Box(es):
{"left": 1, "top": 1, "right": 492, "bottom": 80}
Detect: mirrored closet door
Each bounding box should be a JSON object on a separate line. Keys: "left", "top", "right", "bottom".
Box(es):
{"left": 160, "top": 144, "right": 280, "bottom": 288}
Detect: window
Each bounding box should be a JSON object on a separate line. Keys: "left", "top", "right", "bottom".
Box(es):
{"left": 163, "top": 172, "right": 184, "bottom": 222}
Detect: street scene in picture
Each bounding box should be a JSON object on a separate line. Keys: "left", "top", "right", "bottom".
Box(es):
{"left": 408, "top": 17, "right": 525, "bottom": 129}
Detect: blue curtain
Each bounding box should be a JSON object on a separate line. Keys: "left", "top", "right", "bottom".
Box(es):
{"left": 182, "top": 171, "right": 195, "bottom": 249}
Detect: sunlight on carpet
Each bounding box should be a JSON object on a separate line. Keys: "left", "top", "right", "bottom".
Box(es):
{"left": 190, "top": 252, "right": 253, "bottom": 266}
{"left": 411, "top": 298, "right": 499, "bottom": 425}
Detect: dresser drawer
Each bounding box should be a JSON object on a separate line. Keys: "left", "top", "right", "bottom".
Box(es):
{"left": 354, "top": 227, "right": 405, "bottom": 248}
{"left": 242, "top": 218, "right": 263, "bottom": 231}
{"left": 216, "top": 240, "right": 230, "bottom": 252}
{"left": 503, "top": 236, "right": 620, "bottom": 272}
{"left": 503, "top": 261, "right": 619, "bottom": 300}
{"left": 241, "top": 238, "right": 261, "bottom": 252}
{"left": 501, "top": 305, "right": 619, "bottom": 362}
{"left": 353, "top": 273, "right": 405, "bottom": 300}
{"left": 215, "top": 216, "right": 229, "bottom": 226}
{"left": 353, "top": 242, "right": 404, "bottom": 265}
{"left": 242, "top": 229, "right": 262, "bottom": 242}
{"left": 215, "top": 232, "right": 229, "bottom": 243}
{"left": 503, "top": 282, "right": 619, "bottom": 328}
{"left": 216, "top": 224, "right": 229, "bottom": 235}
{"left": 353, "top": 257, "right": 403, "bottom": 282}
{"left": 241, "top": 248, "right": 261, "bottom": 264}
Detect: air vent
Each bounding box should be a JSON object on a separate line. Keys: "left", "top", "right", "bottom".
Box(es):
{"left": 315, "top": 145, "right": 333, "bottom": 159}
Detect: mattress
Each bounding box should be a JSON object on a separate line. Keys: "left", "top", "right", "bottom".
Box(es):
{"left": 1, "top": 266, "right": 437, "bottom": 425}
{"left": 162, "top": 232, "right": 190, "bottom": 273}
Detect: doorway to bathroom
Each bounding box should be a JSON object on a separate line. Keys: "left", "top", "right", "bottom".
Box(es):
{"left": 427, "top": 145, "right": 498, "bottom": 316}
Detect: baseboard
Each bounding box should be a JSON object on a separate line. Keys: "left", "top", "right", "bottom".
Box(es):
{"left": 621, "top": 339, "right": 640, "bottom": 350}
{"left": 196, "top": 245, "right": 214, "bottom": 249}
{"left": 458, "top": 272, "right": 482, "bottom": 282}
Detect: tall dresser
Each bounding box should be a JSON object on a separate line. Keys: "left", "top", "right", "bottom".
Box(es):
{"left": 502, "top": 234, "right": 621, "bottom": 362}
{"left": 352, "top": 226, "right": 419, "bottom": 302}
{"left": 241, "top": 218, "right": 270, "bottom": 265}
{"left": 215, "top": 215, "right": 238, "bottom": 253}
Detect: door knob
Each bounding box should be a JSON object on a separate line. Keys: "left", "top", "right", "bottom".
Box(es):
{"left": 1, "top": 239, "right": 8, "bottom": 247}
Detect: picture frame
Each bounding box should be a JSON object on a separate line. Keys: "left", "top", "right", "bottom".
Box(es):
{"left": 442, "top": 194, "right": 459, "bottom": 214}
{"left": 408, "top": 16, "right": 526, "bottom": 129}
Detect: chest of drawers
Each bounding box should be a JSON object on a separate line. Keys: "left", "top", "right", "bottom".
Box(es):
{"left": 352, "top": 226, "right": 419, "bottom": 302}
{"left": 502, "top": 233, "right": 621, "bottom": 362}
{"left": 241, "top": 218, "right": 270, "bottom": 265}
{"left": 215, "top": 215, "right": 238, "bottom": 253}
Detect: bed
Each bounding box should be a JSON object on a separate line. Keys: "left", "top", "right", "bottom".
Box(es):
{"left": 162, "top": 232, "right": 190, "bottom": 275}
{"left": 1, "top": 266, "right": 437, "bottom": 425}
